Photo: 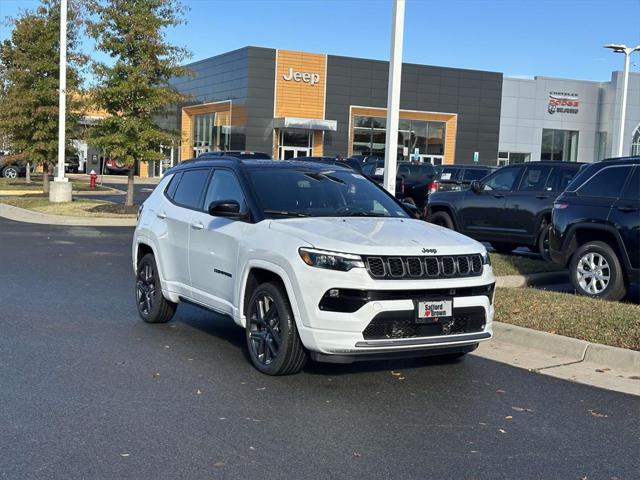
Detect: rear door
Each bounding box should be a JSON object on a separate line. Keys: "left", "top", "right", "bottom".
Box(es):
{"left": 160, "top": 168, "right": 211, "bottom": 294}
{"left": 504, "top": 164, "right": 554, "bottom": 243}
{"left": 609, "top": 166, "right": 639, "bottom": 270}
{"left": 189, "top": 168, "right": 250, "bottom": 312}
{"left": 460, "top": 166, "right": 522, "bottom": 240}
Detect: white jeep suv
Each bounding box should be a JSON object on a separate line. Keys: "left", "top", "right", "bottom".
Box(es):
{"left": 133, "top": 157, "right": 495, "bottom": 375}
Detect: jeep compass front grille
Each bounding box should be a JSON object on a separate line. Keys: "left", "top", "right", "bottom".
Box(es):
{"left": 363, "top": 254, "right": 483, "bottom": 280}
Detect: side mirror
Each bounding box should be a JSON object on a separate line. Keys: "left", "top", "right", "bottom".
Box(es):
{"left": 208, "top": 200, "right": 244, "bottom": 218}
{"left": 470, "top": 181, "right": 483, "bottom": 193}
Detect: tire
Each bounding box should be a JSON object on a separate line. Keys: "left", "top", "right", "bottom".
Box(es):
{"left": 429, "top": 211, "right": 455, "bottom": 230}
{"left": 569, "top": 241, "right": 626, "bottom": 301}
{"left": 135, "top": 253, "right": 176, "bottom": 323}
{"left": 537, "top": 220, "right": 552, "bottom": 261}
{"left": 245, "top": 281, "right": 308, "bottom": 375}
{"left": 490, "top": 242, "right": 517, "bottom": 254}
{"left": 2, "top": 166, "right": 19, "bottom": 179}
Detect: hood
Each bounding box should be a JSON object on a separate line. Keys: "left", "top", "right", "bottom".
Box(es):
{"left": 269, "top": 217, "right": 484, "bottom": 256}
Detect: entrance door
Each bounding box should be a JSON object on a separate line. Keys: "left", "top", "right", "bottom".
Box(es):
{"left": 282, "top": 147, "right": 310, "bottom": 160}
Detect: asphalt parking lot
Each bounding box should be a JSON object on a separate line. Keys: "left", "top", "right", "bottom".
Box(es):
{"left": 0, "top": 217, "right": 638, "bottom": 480}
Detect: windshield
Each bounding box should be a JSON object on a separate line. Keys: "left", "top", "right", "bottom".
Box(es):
{"left": 248, "top": 169, "right": 409, "bottom": 219}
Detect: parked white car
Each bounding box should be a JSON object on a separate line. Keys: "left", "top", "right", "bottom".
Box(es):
{"left": 132, "top": 157, "right": 496, "bottom": 375}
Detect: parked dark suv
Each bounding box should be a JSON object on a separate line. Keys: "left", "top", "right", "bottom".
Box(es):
{"left": 427, "top": 161, "right": 584, "bottom": 258}
{"left": 549, "top": 157, "right": 639, "bottom": 301}
{"left": 361, "top": 160, "right": 437, "bottom": 212}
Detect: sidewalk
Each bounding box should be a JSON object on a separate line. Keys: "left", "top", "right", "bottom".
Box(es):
{"left": 0, "top": 202, "right": 137, "bottom": 227}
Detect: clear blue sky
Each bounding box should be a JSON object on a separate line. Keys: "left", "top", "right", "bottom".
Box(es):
{"left": 1, "top": 0, "right": 639, "bottom": 81}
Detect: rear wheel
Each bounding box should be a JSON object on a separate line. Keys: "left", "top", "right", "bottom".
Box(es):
{"left": 136, "top": 254, "right": 176, "bottom": 323}
{"left": 537, "top": 221, "right": 552, "bottom": 261}
{"left": 246, "top": 282, "right": 308, "bottom": 375}
{"left": 429, "top": 211, "right": 455, "bottom": 230}
{"left": 570, "top": 241, "right": 626, "bottom": 301}
{"left": 490, "top": 242, "right": 517, "bottom": 254}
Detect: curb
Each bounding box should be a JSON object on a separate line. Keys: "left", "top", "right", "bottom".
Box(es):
{"left": 0, "top": 202, "right": 137, "bottom": 227}
{"left": 495, "top": 270, "right": 568, "bottom": 288}
{"left": 493, "top": 321, "right": 640, "bottom": 373}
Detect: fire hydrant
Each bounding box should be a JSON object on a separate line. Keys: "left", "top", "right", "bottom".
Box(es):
{"left": 89, "top": 170, "right": 97, "bottom": 190}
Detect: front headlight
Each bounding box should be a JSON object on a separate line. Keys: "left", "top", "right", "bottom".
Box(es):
{"left": 298, "top": 247, "right": 365, "bottom": 272}
{"left": 481, "top": 250, "right": 491, "bottom": 266}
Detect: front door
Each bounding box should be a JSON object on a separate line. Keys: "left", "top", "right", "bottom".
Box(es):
{"left": 610, "top": 166, "right": 639, "bottom": 270}
{"left": 189, "top": 168, "right": 249, "bottom": 313}
{"left": 282, "top": 147, "right": 310, "bottom": 160}
{"left": 460, "top": 166, "right": 522, "bottom": 240}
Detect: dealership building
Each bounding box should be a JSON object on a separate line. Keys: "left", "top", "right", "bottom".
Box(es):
{"left": 167, "top": 46, "right": 640, "bottom": 168}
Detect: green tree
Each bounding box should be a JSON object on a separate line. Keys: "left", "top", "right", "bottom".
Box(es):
{"left": 87, "top": 0, "right": 190, "bottom": 206}
{"left": 0, "top": 0, "right": 84, "bottom": 192}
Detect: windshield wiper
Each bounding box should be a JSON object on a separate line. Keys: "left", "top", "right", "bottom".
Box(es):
{"left": 263, "top": 209, "right": 310, "bottom": 218}
{"left": 332, "top": 211, "right": 389, "bottom": 217}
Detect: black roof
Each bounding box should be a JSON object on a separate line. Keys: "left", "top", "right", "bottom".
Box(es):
{"left": 166, "top": 158, "right": 353, "bottom": 174}
{"left": 599, "top": 156, "right": 640, "bottom": 165}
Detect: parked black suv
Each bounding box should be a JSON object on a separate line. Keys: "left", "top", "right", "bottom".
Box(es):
{"left": 427, "top": 161, "right": 584, "bottom": 258}
{"left": 549, "top": 157, "right": 639, "bottom": 301}
{"left": 361, "top": 160, "right": 437, "bottom": 212}
{"left": 433, "top": 165, "right": 496, "bottom": 192}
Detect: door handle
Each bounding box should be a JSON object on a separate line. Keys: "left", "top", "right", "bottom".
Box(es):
{"left": 191, "top": 222, "right": 204, "bottom": 230}
{"left": 156, "top": 212, "right": 167, "bottom": 219}
{"left": 536, "top": 195, "right": 551, "bottom": 200}
{"left": 492, "top": 194, "right": 504, "bottom": 199}
{"left": 617, "top": 206, "right": 638, "bottom": 213}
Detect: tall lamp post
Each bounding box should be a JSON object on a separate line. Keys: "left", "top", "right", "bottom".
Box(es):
{"left": 604, "top": 43, "right": 640, "bottom": 157}
{"left": 383, "top": 0, "right": 405, "bottom": 195}
{"left": 50, "top": 0, "right": 72, "bottom": 202}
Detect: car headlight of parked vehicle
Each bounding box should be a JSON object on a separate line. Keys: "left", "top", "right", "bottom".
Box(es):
{"left": 298, "top": 247, "right": 365, "bottom": 272}
{"left": 481, "top": 250, "right": 491, "bottom": 266}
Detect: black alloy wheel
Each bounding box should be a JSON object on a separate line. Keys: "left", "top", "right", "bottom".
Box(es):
{"left": 135, "top": 254, "right": 176, "bottom": 323}
{"left": 246, "top": 282, "right": 308, "bottom": 375}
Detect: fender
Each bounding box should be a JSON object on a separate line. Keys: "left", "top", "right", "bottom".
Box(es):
{"left": 134, "top": 236, "right": 180, "bottom": 303}
{"left": 563, "top": 222, "right": 633, "bottom": 271}
{"left": 236, "top": 259, "right": 303, "bottom": 329}
{"left": 427, "top": 200, "right": 461, "bottom": 230}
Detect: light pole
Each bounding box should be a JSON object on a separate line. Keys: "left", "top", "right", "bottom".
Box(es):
{"left": 383, "top": 0, "right": 405, "bottom": 195}
{"left": 50, "top": 0, "right": 72, "bottom": 202}
{"left": 604, "top": 43, "right": 640, "bottom": 157}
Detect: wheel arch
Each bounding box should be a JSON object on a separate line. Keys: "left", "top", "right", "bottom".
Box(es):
{"left": 565, "top": 224, "right": 630, "bottom": 273}
{"left": 427, "top": 203, "right": 459, "bottom": 230}
{"left": 237, "top": 261, "right": 302, "bottom": 329}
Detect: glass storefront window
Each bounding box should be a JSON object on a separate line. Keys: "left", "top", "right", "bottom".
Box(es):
{"left": 192, "top": 112, "right": 230, "bottom": 154}
{"left": 631, "top": 126, "right": 640, "bottom": 156}
{"left": 352, "top": 115, "right": 446, "bottom": 161}
{"left": 541, "top": 129, "right": 579, "bottom": 161}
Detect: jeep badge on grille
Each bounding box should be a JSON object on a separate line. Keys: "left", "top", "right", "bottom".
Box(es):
{"left": 421, "top": 248, "right": 437, "bottom": 254}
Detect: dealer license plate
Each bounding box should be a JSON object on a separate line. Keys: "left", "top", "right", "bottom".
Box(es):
{"left": 416, "top": 299, "right": 453, "bottom": 323}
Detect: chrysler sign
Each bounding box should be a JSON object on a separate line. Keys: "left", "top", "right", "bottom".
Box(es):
{"left": 283, "top": 67, "right": 320, "bottom": 85}
{"left": 548, "top": 91, "right": 580, "bottom": 115}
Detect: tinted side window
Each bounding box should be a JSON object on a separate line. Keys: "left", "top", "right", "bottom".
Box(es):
{"left": 622, "top": 167, "right": 639, "bottom": 200}
{"left": 484, "top": 167, "right": 520, "bottom": 191}
{"left": 518, "top": 165, "right": 553, "bottom": 191}
{"left": 173, "top": 169, "right": 210, "bottom": 209}
{"left": 362, "top": 163, "right": 379, "bottom": 176}
{"left": 578, "top": 166, "right": 632, "bottom": 198}
{"left": 164, "top": 172, "right": 182, "bottom": 200}
{"left": 556, "top": 167, "right": 580, "bottom": 191}
{"left": 204, "top": 170, "right": 246, "bottom": 211}
{"left": 462, "top": 168, "right": 489, "bottom": 182}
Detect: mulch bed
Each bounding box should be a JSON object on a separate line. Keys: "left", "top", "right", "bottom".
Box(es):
{"left": 88, "top": 203, "right": 139, "bottom": 215}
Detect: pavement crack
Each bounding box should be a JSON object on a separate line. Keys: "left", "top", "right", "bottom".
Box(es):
{"left": 532, "top": 344, "right": 589, "bottom": 372}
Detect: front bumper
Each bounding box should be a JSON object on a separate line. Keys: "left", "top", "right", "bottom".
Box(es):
{"left": 292, "top": 265, "right": 495, "bottom": 359}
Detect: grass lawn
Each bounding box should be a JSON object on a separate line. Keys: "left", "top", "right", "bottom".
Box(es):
{"left": 0, "top": 196, "right": 136, "bottom": 218}
{"left": 490, "top": 252, "right": 565, "bottom": 277}
{"left": 0, "top": 177, "right": 111, "bottom": 192}
{"left": 495, "top": 287, "right": 640, "bottom": 351}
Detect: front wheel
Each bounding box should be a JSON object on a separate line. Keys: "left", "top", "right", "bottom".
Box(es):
{"left": 2, "top": 166, "right": 19, "bottom": 179}
{"left": 429, "top": 211, "right": 455, "bottom": 230}
{"left": 537, "top": 221, "right": 552, "bottom": 261}
{"left": 135, "top": 254, "right": 176, "bottom": 323}
{"left": 246, "top": 282, "right": 308, "bottom": 375}
{"left": 569, "top": 241, "right": 626, "bottom": 301}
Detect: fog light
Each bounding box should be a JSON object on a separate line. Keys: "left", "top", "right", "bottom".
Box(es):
{"left": 329, "top": 289, "right": 340, "bottom": 298}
